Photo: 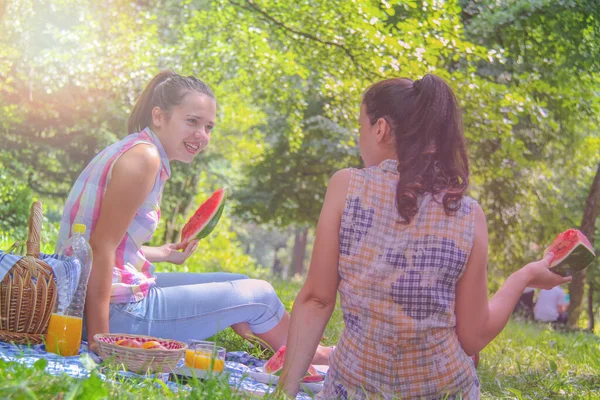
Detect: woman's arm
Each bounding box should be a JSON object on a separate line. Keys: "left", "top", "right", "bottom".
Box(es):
{"left": 86, "top": 144, "right": 160, "bottom": 352}
{"left": 277, "top": 169, "right": 350, "bottom": 397}
{"left": 455, "top": 204, "right": 571, "bottom": 355}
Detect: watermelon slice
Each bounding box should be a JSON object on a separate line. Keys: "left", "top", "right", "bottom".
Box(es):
{"left": 181, "top": 188, "right": 226, "bottom": 242}
{"left": 545, "top": 229, "right": 596, "bottom": 277}
{"left": 264, "top": 345, "right": 286, "bottom": 374}
{"left": 263, "top": 346, "right": 324, "bottom": 382}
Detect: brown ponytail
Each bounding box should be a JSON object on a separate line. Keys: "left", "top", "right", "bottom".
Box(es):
{"left": 127, "top": 70, "right": 215, "bottom": 135}
{"left": 362, "top": 74, "right": 469, "bottom": 224}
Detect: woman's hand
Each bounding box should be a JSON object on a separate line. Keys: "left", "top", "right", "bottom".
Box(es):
{"left": 142, "top": 240, "right": 199, "bottom": 264}
{"left": 159, "top": 240, "right": 199, "bottom": 265}
{"left": 522, "top": 252, "right": 572, "bottom": 289}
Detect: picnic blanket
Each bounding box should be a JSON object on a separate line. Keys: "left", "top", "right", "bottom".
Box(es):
{"left": 0, "top": 341, "right": 317, "bottom": 399}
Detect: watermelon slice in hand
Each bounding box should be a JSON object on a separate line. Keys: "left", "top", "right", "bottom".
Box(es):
{"left": 545, "top": 229, "right": 596, "bottom": 277}
{"left": 263, "top": 346, "right": 324, "bottom": 382}
{"left": 181, "top": 188, "right": 226, "bottom": 242}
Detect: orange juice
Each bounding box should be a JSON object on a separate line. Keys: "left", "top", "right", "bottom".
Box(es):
{"left": 185, "top": 349, "right": 225, "bottom": 372}
{"left": 46, "top": 313, "right": 83, "bottom": 356}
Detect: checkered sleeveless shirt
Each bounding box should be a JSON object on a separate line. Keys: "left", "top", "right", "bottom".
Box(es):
{"left": 56, "top": 128, "right": 170, "bottom": 303}
{"left": 320, "top": 159, "right": 480, "bottom": 400}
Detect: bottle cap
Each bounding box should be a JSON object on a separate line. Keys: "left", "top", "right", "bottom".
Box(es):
{"left": 73, "top": 223, "right": 87, "bottom": 234}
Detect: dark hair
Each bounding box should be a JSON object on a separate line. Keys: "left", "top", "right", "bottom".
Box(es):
{"left": 128, "top": 70, "right": 215, "bottom": 134}
{"left": 362, "top": 74, "right": 469, "bottom": 224}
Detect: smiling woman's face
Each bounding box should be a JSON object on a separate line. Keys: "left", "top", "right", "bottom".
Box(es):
{"left": 152, "top": 93, "right": 217, "bottom": 163}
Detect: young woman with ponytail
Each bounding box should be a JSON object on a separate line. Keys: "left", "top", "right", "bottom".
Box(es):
{"left": 278, "top": 75, "right": 570, "bottom": 399}
{"left": 57, "top": 71, "right": 332, "bottom": 364}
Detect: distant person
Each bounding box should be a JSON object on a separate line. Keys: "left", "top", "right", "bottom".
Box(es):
{"left": 534, "top": 286, "right": 569, "bottom": 324}
{"left": 277, "top": 74, "right": 571, "bottom": 399}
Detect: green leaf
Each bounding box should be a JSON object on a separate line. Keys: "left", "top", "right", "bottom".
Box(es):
{"left": 33, "top": 358, "right": 47, "bottom": 371}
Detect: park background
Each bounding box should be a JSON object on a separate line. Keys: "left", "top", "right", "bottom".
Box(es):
{"left": 0, "top": 0, "right": 599, "bottom": 398}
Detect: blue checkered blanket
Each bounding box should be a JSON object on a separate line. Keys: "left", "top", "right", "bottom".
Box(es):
{"left": 0, "top": 341, "right": 315, "bottom": 399}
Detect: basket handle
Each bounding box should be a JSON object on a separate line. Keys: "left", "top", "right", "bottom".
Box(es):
{"left": 26, "top": 201, "right": 43, "bottom": 258}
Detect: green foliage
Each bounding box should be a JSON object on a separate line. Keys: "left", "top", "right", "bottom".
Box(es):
{"left": 235, "top": 112, "right": 359, "bottom": 226}
{"left": 0, "top": 168, "right": 33, "bottom": 240}
{"left": 459, "top": 0, "right": 600, "bottom": 282}
{"left": 0, "top": 0, "right": 159, "bottom": 197}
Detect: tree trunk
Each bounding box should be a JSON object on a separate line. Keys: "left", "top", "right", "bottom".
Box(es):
{"left": 291, "top": 227, "right": 309, "bottom": 276}
{"left": 567, "top": 162, "right": 600, "bottom": 328}
{"left": 588, "top": 281, "right": 595, "bottom": 331}
{"left": 272, "top": 244, "right": 285, "bottom": 278}
{"left": 163, "top": 200, "right": 183, "bottom": 244}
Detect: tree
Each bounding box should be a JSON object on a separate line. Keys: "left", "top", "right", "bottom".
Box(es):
{"left": 568, "top": 163, "right": 600, "bottom": 328}
{"left": 0, "top": 0, "right": 162, "bottom": 196}
{"left": 291, "top": 226, "right": 309, "bottom": 276}
{"left": 460, "top": 0, "right": 600, "bottom": 321}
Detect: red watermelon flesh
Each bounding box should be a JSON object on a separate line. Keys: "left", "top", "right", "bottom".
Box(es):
{"left": 264, "top": 345, "right": 286, "bottom": 374}
{"left": 264, "top": 346, "right": 324, "bottom": 382}
{"left": 301, "top": 371, "right": 325, "bottom": 383}
{"left": 545, "top": 229, "right": 596, "bottom": 277}
{"left": 181, "top": 188, "right": 226, "bottom": 243}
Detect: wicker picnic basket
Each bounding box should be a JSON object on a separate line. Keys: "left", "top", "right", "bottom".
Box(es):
{"left": 0, "top": 201, "right": 58, "bottom": 344}
{"left": 94, "top": 333, "right": 187, "bottom": 374}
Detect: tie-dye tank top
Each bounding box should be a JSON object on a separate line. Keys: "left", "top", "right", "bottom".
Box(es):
{"left": 56, "top": 128, "right": 171, "bottom": 304}
{"left": 320, "top": 159, "right": 480, "bottom": 400}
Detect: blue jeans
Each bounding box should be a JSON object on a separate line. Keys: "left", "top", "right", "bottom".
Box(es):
{"left": 100, "top": 272, "right": 285, "bottom": 343}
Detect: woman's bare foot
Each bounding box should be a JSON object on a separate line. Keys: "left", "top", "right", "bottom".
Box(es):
{"left": 311, "top": 345, "right": 335, "bottom": 365}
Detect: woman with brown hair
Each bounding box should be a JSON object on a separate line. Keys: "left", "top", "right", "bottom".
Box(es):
{"left": 278, "top": 75, "right": 570, "bottom": 399}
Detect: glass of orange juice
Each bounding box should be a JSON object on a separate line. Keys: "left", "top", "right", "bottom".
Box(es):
{"left": 184, "top": 340, "right": 226, "bottom": 372}
{"left": 46, "top": 313, "right": 83, "bottom": 356}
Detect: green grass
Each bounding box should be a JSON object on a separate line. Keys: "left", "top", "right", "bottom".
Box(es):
{"left": 478, "top": 321, "right": 600, "bottom": 399}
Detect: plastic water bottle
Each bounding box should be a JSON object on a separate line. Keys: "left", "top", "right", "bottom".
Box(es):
{"left": 47, "top": 223, "right": 93, "bottom": 356}
{"left": 61, "top": 223, "right": 93, "bottom": 317}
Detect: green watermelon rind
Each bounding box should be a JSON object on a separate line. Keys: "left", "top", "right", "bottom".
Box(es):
{"left": 196, "top": 200, "right": 225, "bottom": 240}
{"left": 549, "top": 244, "right": 596, "bottom": 277}
{"left": 181, "top": 188, "right": 226, "bottom": 242}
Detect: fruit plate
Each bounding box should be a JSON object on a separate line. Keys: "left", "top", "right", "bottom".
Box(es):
{"left": 249, "top": 365, "right": 328, "bottom": 393}
{"left": 249, "top": 366, "right": 280, "bottom": 385}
